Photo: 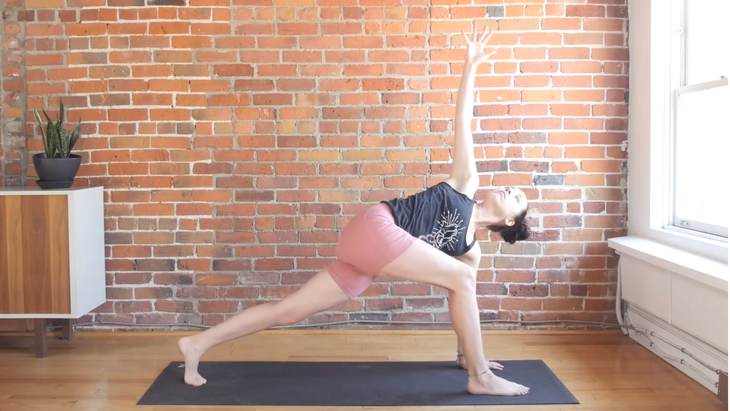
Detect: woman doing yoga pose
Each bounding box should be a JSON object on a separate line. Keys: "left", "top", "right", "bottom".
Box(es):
{"left": 179, "top": 21, "right": 531, "bottom": 396}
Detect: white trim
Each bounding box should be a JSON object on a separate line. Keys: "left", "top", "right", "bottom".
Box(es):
{"left": 677, "top": 0, "right": 687, "bottom": 87}
{"left": 664, "top": 0, "right": 683, "bottom": 232}
{"left": 609, "top": 236, "right": 728, "bottom": 292}
{"left": 0, "top": 187, "right": 92, "bottom": 195}
{"left": 662, "top": 223, "right": 728, "bottom": 243}
{"left": 675, "top": 77, "right": 729, "bottom": 95}
{"left": 667, "top": 219, "right": 728, "bottom": 240}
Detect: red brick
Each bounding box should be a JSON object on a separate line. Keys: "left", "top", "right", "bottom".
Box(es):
{"left": 561, "top": 61, "right": 602, "bottom": 73}
{"left": 584, "top": 19, "right": 624, "bottom": 32}
{"left": 514, "top": 76, "right": 550, "bottom": 88}
{"left": 199, "top": 301, "right": 239, "bottom": 313}
{"left": 522, "top": 90, "right": 562, "bottom": 102}
{"left": 567, "top": 5, "right": 606, "bottom": 18}
{"left": 514, "top": 47, "right": 547, "bottom": 60}
{"left": 519, "top": 61, "right": 559, "bottom": 73}
{"left": 564, "top": 33, "right": 604, "bottom": 45}
{"left": 544, "top": 298, "right": 584, "bottom": 311}
{"left": 585, "top": 299, "right": 615, "bottom": 311}
{"left": 542, "top": 18, "right": 581, "bottom": 31}
{"left": 564, "top": 90, "right": 605, "bottom": 102}
{"left": 566, "top": 175, "right": 605, "bottom": 186}
{"left": 392, "top": 284, "right": 432, "bottom": 296}
{"left": 520, "top": 32, "right": 561, "bottom": 45}
{"left": 502, "top": 298, "right": 542, "bottom": 311}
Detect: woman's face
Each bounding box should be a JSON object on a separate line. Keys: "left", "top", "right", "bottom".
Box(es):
{"left": 481, "top": 186, "right": 528, "bottom": 226}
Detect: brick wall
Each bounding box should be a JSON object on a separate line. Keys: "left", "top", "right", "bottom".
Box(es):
{"left": 1, "top": 0, "right": 28, "bottom": 187}
{"left": 0, "top": 0, "right": 628, "bottom": 330}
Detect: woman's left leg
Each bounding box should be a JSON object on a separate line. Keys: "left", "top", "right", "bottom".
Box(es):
{"left": 453, "top": 291, "right": 503, "bottom": 371}
{"left": 378, "top": 240, "right": 529, "bottom": 396}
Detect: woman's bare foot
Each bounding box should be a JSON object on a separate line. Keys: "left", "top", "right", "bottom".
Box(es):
{"left": 177, "top": 336, "right": 207, "bottom": 387}
{"left": 457, "top": 355, "right": 503, "bottom": 371}
{"left": 467, "top": 370, "right": 530, "bottom": 396}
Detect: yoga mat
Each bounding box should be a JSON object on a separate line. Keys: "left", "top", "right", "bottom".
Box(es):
{"left": 138, "top": 360, "right": 579, "bottom": 406}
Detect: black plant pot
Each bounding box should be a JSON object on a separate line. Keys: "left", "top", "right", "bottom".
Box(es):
{"left": 33, "top": 152, "right": 81, "bottom": 189}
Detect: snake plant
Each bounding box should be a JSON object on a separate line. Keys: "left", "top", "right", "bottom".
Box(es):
{"left": 33, "top": 100, "right": 81, "bottom": 158}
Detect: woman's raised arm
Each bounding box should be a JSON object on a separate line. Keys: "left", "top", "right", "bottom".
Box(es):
{"left": 445, "top": 21, "right": 497, "bottom": 197}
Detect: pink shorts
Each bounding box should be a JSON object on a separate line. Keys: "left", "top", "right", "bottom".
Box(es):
{"left": 328, "top": 203, "right": 415, "bottom": 298}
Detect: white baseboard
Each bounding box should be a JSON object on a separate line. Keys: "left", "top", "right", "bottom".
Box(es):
{"left": 625, "top": 304, "right": 728, "bottom": 394}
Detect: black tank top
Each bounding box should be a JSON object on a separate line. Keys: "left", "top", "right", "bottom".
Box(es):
{"left": 381, "top": 182, "right": 477, "bottom": 257}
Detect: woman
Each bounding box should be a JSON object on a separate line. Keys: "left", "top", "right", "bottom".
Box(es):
{"left": 178, "top": 21, "right": 531, "bottom": 396}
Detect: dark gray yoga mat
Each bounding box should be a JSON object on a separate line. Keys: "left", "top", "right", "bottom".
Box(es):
{"left": 138, "top": 360, "right": 579, "bottom": 406}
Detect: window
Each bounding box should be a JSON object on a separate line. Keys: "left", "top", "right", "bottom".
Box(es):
{"left": 667, "top": 0, "right": 729, "bottom": 239}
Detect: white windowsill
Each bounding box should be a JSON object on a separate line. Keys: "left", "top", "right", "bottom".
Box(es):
{"left": 608, "top": 236, "right": 729, "bottom": 292}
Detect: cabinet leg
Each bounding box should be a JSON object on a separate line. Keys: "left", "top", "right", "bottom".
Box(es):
{"left": 62, "top": 319, "right": 73, "bottom": 341}
{"left": 34, "top": 319, "right": 47, "bottom": 358}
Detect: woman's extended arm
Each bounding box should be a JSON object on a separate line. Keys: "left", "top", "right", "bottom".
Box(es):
{"left": 445, "top": 21, "right": 497, "bottom": 197}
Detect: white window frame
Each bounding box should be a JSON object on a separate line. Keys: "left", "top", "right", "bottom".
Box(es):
{"left": 622, "top": 0, "right": 727, "bottom": 266}
{"left": 663, "top": 0, "right": 729, "bottom": 241}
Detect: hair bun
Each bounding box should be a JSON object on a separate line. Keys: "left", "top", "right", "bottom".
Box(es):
{"left": 499, "top": 223, "right": 531, "bottom": 244}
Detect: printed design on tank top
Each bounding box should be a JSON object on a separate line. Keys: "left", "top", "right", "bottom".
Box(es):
{"left": 418, "top": 208, "right": 466, "bottom": 251}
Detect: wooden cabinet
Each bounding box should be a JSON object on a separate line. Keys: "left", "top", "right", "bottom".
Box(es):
{"left": 0, "top": 186, "right": 106, "bottom": 357}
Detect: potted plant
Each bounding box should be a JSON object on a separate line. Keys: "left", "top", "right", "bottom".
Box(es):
{"left": 32, "top": 100, "right": 82, "bottom": 189}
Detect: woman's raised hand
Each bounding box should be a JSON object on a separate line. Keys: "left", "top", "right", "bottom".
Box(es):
{"left": 461, "top": 19, "right": 497, "bottom": 66}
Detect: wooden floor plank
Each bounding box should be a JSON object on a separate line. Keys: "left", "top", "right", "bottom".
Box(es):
{"left": 0, "top": 330, "right": 723, "bottom": 411}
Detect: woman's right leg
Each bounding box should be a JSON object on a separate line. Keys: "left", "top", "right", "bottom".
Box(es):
{"left": 178, "top": 267, "right": 351, "bottom": 386}
{"left": 378, "top": 240, "right": 529, "bottom": 396}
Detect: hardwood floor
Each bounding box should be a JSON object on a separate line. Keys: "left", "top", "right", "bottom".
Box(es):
{"left": 0, "top": 330, "right": 724, "bottom": 411}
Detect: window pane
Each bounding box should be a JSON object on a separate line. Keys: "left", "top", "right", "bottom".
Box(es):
{"left": 675, "top": 84, "right": 729, "bottom": 232}
{"left": 686, "top": 0, "right": 730, "bottom": 85}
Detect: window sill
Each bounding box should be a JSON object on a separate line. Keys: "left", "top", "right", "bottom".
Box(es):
{"left": 608, "top": 236, "right": 728, "bottom": 292}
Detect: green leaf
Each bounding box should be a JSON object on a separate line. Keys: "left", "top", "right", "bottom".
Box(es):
{"left": 45, "top": 117, "right": 53, "bottom": 157}
{"left": 42, "top": 108, "right": 53, "bottom": 125}
{"left": 66, "top": 132, "right": 70, "bottom": 157}
{"left": 69, "top": 124, "right": 81, "bottom": 152}
{"left": 55, "top": 127, "right": 63, "bottom": 158}
{"left": 47, "top": 124, "right": 57, "bottom": 158}
{"left": 43, "top": 108, "right": 58, "bottom": 156}
{"left": 32, "top": 109, "right": 44, "bottom": 139}
{"left": 57, "top": 99, "right": 64, "bottom": 130}
{"left": 63, "top": 129, "right": 71, "bottom": 157}
{"left": 33, "top": 109, "right": 49, "bottom": 157}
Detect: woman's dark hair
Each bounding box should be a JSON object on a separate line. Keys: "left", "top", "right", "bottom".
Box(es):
{"left": 488, "top": 208, "right": 530, "bottom": 244}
